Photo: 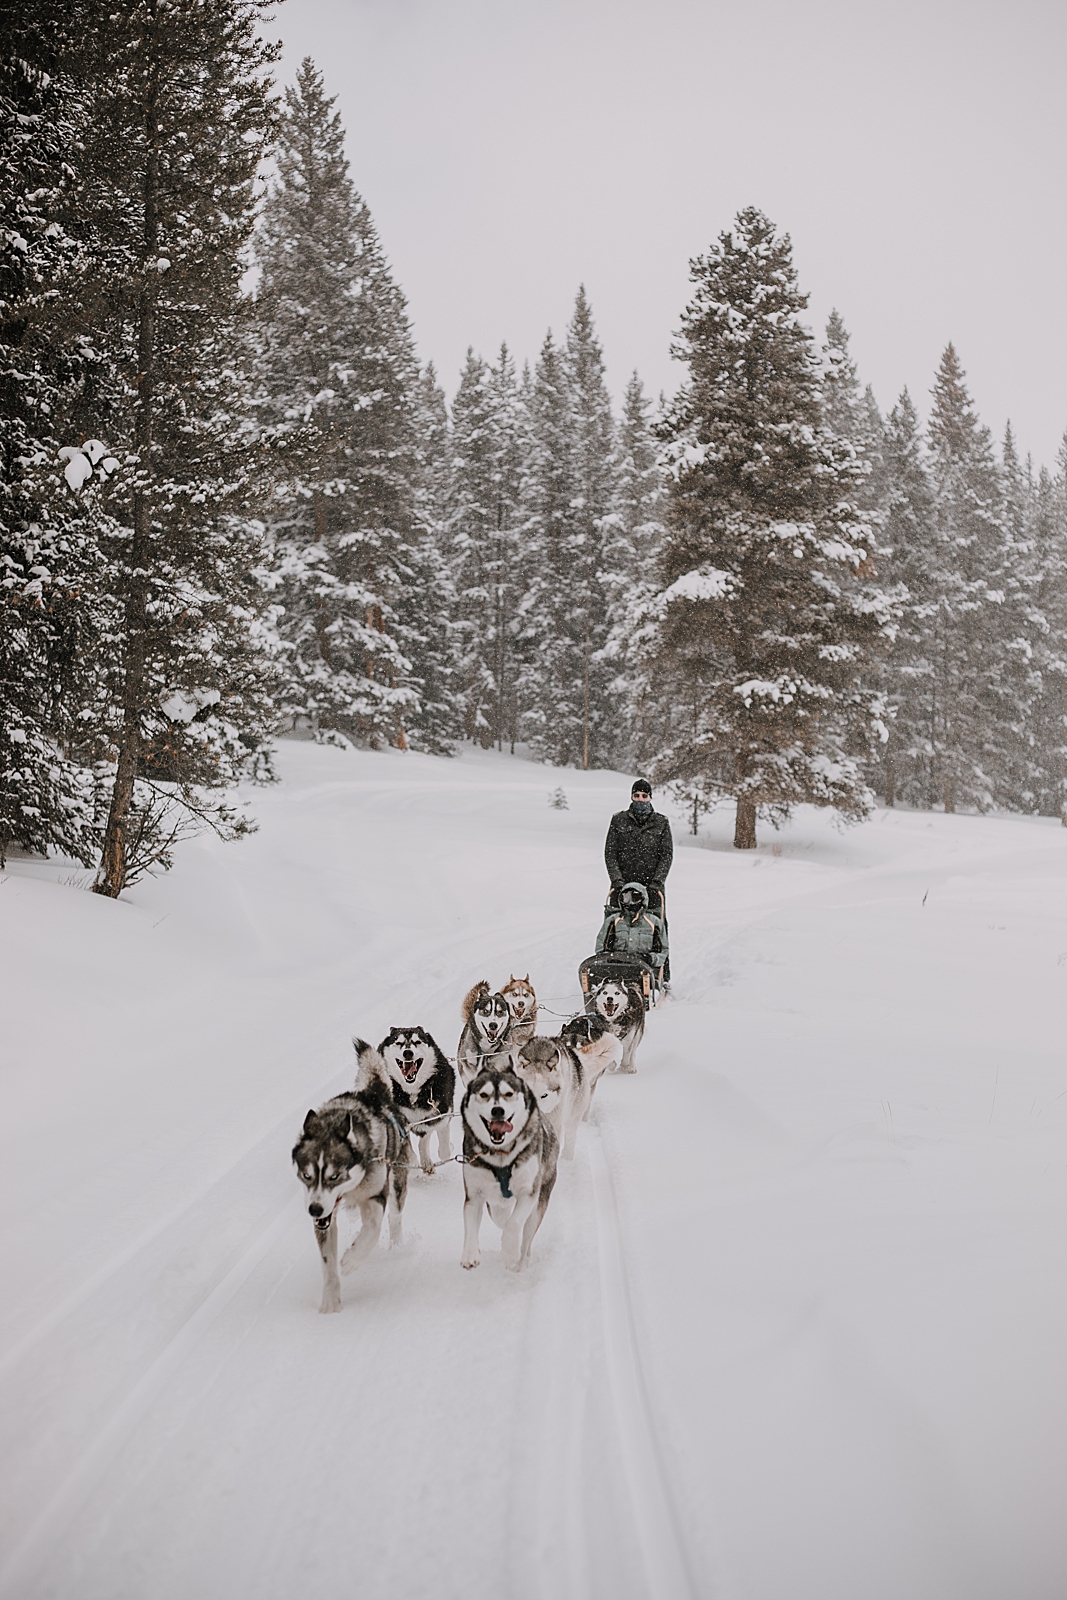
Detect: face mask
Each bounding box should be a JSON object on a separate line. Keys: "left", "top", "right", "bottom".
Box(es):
{"left": 631, "top": 799, "right": 652, "bottom": 816}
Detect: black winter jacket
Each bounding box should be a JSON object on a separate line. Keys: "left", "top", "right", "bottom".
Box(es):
{"left": 604, "top": 806, "right": 674, "bottom": 892}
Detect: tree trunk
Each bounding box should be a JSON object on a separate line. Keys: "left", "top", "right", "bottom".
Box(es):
{"left": 943, "top": 777, "right": 955, "bottom": 814}
{"left": 885, "top": 754, "right": 895, "bottom": 808}
{"left": 734, "top": 797, "right": 757, "bottom": 849}
{"left": 94, "top": 83, "right": 159, "bottom": 898}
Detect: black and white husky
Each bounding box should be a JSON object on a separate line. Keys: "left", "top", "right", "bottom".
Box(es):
{"left": 460, "top": 1063, "right": 558, "bottom": 1271}
{"left": 559, "top": 1011, "right": 622, "bottom": 1111}
{"left": 292, "top": 1039, "right": 408, "bottom": 1314}
{"left": 378, "top": 1026, "right": 455, "bottom": 1175}
{"left": 457, "top": 980, "right": 514, "bottom": 1084}
{"left": 589, "top": 978, "right": 645, "bottom": 1073}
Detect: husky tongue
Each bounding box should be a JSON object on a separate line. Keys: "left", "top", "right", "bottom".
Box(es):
{"left": 487, "top": 1119, "right": 513, "bottom": 1142}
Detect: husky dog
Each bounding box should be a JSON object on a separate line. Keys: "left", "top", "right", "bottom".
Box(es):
{"left": 498, "top": 974, "right": 538, "bottom": 1044}
{"left": 378, "top": 1026, "right": 455, "bottom": 1175}
{"left": 292, "top": 1040, "right": 408, "bottom": 1313}
{"left": 514, "top": 1035, "right": 589, "bottom": 1161}
{"left": 559, "top": 1011, "right": 623, "bottom": 1113}
{"left": 460, "top": 1064, "right": 558, "bottom": 1271}
{"left": 589, "top": 977, "right": 645, "bottom": 1073}
{"left": 457, "top": 980, "right": 514, "bottom": 1083}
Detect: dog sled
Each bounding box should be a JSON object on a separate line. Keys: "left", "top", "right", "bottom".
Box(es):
{"left": 578, "top": 951, "right": 661, "bottom": 1013}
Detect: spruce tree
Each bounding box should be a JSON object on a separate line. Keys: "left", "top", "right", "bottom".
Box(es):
{"left": 875, "top": 389, "right": 937, "bottom": 807}
{"left": 403, "top": 362, "right": 462, "bottom": 754}
{"left": 82, "top": 0, "right": 281, "bottom": 897}
{"left": 565, "top": 287, "right": 615, "bottom": 768}
{"left": 603, "top": 372, "right": 668, "bottom": 767}
{"left": 520, "top": 329, "right": 582, "bottom": 764}
{"left": 654, "top": 208, "right": 892, "bottom": 849}
{"left": 253, "top": 57, "right": 420, "bottom": 749}
{"left": 0, "top": 1, "right": 114, "bottom": 863}
{"left": 923, "top": 344, "right": 1015, "bottom": 812}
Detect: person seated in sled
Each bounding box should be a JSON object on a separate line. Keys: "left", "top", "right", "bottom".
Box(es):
{"left": 604, "top": 777, "right": 673, "bottom": 978}
{"left": 595, "top": 882, "right": 668, "bottom": 973}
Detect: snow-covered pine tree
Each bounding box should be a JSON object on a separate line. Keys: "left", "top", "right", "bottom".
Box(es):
{"left": 447, "top": 344, "right": 529, "bottom": 748}
{"left": 875, "top": 389, "right": 937, "bottom": 807}
{"left": 520, "top": 329, "right": 583, "bottom": 765}
{"left": 403, "top": 363, "right": 462, "bottom": 754}
{"left": 82, "top": 0, "right": 281, "bottom": 897}
{"left": 253, "top": 57, "right": 420, "bottom": 750}
{"left": 0, "top": 1, "right": 115, "bottom": 864}
{"left": 653, "top": 208, "right": 893, "bottom": 849}
{"left": 923, "top": 344, "right": 1017, "bottom": 812}
{"left": 565, "top": 287, "right": 615, "bottom": 768}
{"left": 602, "top": 372, "right": 668, "bottom": 768}
{"left": 1028, "top": 435, "right": 1067, "bottom": 820}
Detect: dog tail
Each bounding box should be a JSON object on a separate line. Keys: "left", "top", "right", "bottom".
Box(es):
{"left": 461, "top": 980, "right": 490, "bottom": 1023}
{"left": 352, "top": 1036, "right": 391, "bottom": 1096}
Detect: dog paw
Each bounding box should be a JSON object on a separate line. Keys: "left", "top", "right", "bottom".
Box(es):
{"left": 420, "top": 1163, "right": 435, "bottom": 1177}
{"left": 460, "top": 1255, "right": 480, "bottom": 1270}
{"left": 319, "top": 1296, "right": 341, "bottom": 1314}
{"left": 503, "top": 1256, "right": 524, "bottom": 1273}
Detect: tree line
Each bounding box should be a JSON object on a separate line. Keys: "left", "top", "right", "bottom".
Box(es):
{"left": 3, "top": 6, "right": 1066, "bottom": 892}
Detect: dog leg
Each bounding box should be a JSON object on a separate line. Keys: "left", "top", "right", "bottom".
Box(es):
{"left": 487, "top": 1199, "right": 512, "bottom": 1230}
{"left": 316, "top": 1217, "right": 342, "bottom": 1313}
{"left": 460, "top": 1190, "right": 483, "bottom": 1269}
{"left": 418, "top": 1130, "right": 435, "bottom": 1176}
{"left": 437, "top": 1118, "right": 452, "bottom": 1162}
{"left": 387, "top": 1165, "right": 407, "bottom": 1246}
{"left": 501, "top": 1192, "right": 537, "bottom": 1270}
{"left": 340, "top": 1195, "right": 386, "bottom": 1275}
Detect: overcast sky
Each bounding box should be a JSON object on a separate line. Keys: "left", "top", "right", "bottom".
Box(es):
{"left": 269, "top": 0, "right": 1067, "bottom": 469}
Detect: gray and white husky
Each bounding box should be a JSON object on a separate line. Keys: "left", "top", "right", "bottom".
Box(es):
{"left": 457, "top": 980, "right": 514, "bottom": 1083}
{"left": 378, "top": 1026, "right": 455, "bottom": 1174}
{"left": 589, "top": 978, "right": 645, "bottom": 1073}
{"left": 514, "top": 1034, "right": 587, "bottom": 1161}
{"left": 292, "top": 1039, "right": 408, "bottom": 1313}
{"left": 460, "top": 1064, "right": 558, "bottom": 1271}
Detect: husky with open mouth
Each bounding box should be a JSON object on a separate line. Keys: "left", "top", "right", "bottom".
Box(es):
{"left": 459, "top": 1064, "right": 558, "bottom": 1271}
{"left": 497, "top": 973, "right": 538, "bottom": 1044}
{"left": 589, "top": 976, "right": 645, "bottom": 1072}
{"left": 378, "top": 1026, "right": 455, "bottom": 1174}
{"left": 457, "top": 980, "right": 515, "bottom": 1084}
{"left": 292, "top": 1039, "right": 408, "bottom": 1313}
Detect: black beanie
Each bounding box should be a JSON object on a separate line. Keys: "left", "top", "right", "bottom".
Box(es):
{"left": 631, "top": 778, "right": 652, "bottom": 795}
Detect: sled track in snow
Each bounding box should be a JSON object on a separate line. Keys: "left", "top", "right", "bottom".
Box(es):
{"left": 0, "top": 1192, "right": 302, "bottom": 1600}
{"left": 587, "top": 1122, "right": 704, "bottom": 1600}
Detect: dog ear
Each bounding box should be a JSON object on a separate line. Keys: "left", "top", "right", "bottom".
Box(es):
{"left": 303, "top": 1109, "right": 317, "bottom": 1134}
{"left": 524, "top": 974, "right": 530, "bottom": 985}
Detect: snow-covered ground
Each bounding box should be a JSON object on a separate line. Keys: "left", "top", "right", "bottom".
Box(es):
{"left": 2, "top": 742, "right": 1067, "bottom": 1600}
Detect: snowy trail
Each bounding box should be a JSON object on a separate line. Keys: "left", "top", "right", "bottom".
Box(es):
{"left": 3, "top": 742, "right": 1067, "bottom": 1598}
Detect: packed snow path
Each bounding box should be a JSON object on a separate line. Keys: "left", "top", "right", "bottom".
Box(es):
{"left": 2, "top": 743, "right": 1067, "bottom": 1599}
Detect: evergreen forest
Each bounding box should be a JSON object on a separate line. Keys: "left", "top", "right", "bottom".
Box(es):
{"left": 4, "top": 7, "right": 1067, "bottom": 883}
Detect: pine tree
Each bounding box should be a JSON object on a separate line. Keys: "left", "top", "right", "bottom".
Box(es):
{"left": 653, "top": 208, "right": 892, "bottom": 849}
{"left": 253, "top": 57, "right": 420, "bottom": 749}
{"left": 1029, "top": 435, "right": 1067, "bottom": 821}
{"left": 565, "top": 287, "right": 615, "bottom": 768}
{"left": 603, "top": 372, "right": 668, "bottom": 767}
{"left": 520, "top": 329, "right": 582, "bottom": 764}
{"left": 875, "top": 389, "right": 937, "bottom": 807}
{"left": 402, "top": 362, "right": 462, "bottom": 754}
{"left": 923, "top": 344, "right": 1015, "bottom": 812}
{"left": 82, "top": 0, "right": 281, "bottom": 896}
{"left": 0, "top": 1, "right": 115, "bottom": 863}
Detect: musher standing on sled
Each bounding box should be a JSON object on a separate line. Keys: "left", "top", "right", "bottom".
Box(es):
{"left": 604, "top": 779, "right": 673, "bottom": 984}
